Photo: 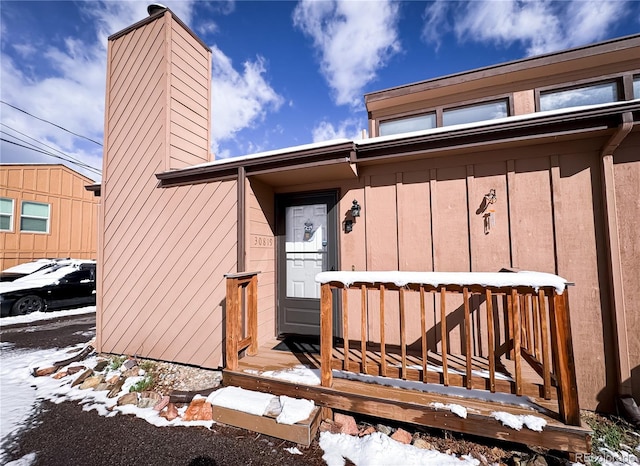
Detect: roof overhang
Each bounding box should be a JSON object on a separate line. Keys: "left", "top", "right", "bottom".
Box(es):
{"left": 156, "top": 140, "right": 357, "bottom": 187}
{"left": 355, "top": 100, "right": 640, "bottom": 163}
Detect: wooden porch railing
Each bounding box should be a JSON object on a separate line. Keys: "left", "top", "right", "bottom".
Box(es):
{"left": 317, "top": 271, "right": 581, "bottom": 426}
{"left": 225, "top": 271, "right": 259, "bottom": 371}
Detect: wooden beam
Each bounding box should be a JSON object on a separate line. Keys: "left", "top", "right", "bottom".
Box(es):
{"left": 550, "top": 292, "right": 581, "bottom": 426}
{"left": 223, "top": 370, "right": 591, "bottom": 453}
{"left": 342, "top": 287, "right": 350, "bottom": 371}
{"left": 440, "top": 287, "right": 449, "bottom": 386}
{"left": 320, "top": 283, "right": 333, "bottom": 387}
{"left": 486, "top": 289, "right": 496, "bottom": 393}
{"left": 225, "top": 276, "right": 239, "bottom": 370}
{"left": 463, "top": 287, "right": 472, "bottom": 389}
{"left": 420, "top": 286, "right": 428, "bottom": 383}
{"left": 380, "top": 284, "right": 387, "bottom": 377}
{"left": 361, "top": 284, "right": 367, "bottom": 374}
{"left": 400, "top": 287, "right": 407, "bottom": 380}
{"left": 247, "top": 274, "right": 258, "bottom": 355}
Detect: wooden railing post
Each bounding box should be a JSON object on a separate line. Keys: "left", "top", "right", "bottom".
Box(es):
{"left": 549, "top": 291, "right": 581, "bottom": 426}
{"left": 320, "top": 282, "right": 333, "bottom": 387}
{"left": 225, "top": 276, "right": 239, "bottom": 370}
{"left": 247, "top": 274, "right": 258, "bottom": 356}
{"left": 225, "top": 272, "right": 260, "bottom": 370}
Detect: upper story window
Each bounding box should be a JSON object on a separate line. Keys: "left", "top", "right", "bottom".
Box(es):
{"left": 442, "top": 99, "right": 509, "bottom": 127}
{"left": 20, "top": 201, "right": 50, "bottom": 234}
{"left": 539, "top": 81, "right": 619, "bottom": 112}
{"left": 0, "top": 198, "right": 14, "bottom": 232}
{"left": 379, "top": 112, "right": 436, "bottom": 137}
{"left": 634, "top": 75, "right": 640, "bottom": 99}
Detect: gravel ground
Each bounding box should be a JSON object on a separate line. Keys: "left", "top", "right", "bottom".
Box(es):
{"left": 5, "top": 400, "right": 327, "bottom": 466}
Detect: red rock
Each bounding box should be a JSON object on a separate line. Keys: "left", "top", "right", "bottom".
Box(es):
{"left": 183, "top": 398, "right": 213, "bottom": 421}
{"left": 67, "top": 366, "right": 85, "bottom": 374}
{"left": 335, "top": 413, "right": 358, "bottom": 435}
{"left": 358, "top": 426, "right": 376, "bottom": 437}
{"left": 52, "top": 372, "right": 68, "bottom": 380}
{"left": 319, "top": 420, "right": 342, "bottom": 434}
{"left": 159, "top": 403, "right": 179, "bottom": 421}
{"left": 391, "top": 428, "right": 412, "bottom": 444}
{"left": 34, "top": 366, "right": 57, "bottom": 377}
{"left": 106, "top": 375, "right": 120, "bottom": 385}
{"left": 121, "top": 367, "right": 140, "bottom": 378}
{"left": 153, "top": 395, "right": 171, "bottom": 411}
{"left": 71, "top": 369, "right": 94, "bottom": 387}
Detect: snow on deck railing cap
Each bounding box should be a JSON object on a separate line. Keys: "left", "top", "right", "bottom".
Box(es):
{"left": 315, "top": 271, "right": 569, "bottom": 294}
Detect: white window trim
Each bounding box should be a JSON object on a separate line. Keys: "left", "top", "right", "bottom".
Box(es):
{"left": 0, "top": 197, "right": 15, "bottom": 232}
{"left": 20, "top": 201, "right": 51, "bottom": 234}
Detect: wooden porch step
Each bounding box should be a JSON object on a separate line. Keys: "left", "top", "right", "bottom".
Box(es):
{"left": 223, "top": 368, "right": 592, "bottom": 454}
{"left": 211, "top": 404, "right": 322, "bottom": 446}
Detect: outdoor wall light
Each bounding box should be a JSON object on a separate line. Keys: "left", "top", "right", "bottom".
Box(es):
{"left": 350, "top": 199, "right": 361, "bottom": 218}
{"left": 344, "top": 219, "right": 354, "bottom": 233}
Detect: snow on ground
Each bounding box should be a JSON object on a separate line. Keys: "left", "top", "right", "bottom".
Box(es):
{"left": 1, "top": 338, "right": 492, "bottom": 466}
{"left": 0, "top": 305, "right": 95, "bottom": 326}
{"left": 320, "top": 431, "right": 479, "bottom": 466}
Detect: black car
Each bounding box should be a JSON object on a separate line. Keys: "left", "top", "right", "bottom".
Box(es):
{"left": 0, "top": 260, "right": 96, "bottom": 317}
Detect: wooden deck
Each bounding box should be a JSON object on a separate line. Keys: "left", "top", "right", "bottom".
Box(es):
{"left": 224, "top": 338, "right": 592, "bottom": 453}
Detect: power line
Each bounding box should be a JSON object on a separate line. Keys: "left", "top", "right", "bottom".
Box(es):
{"left": 0, "top": 100, "right": 103, "bottom": 147}
{"left": 1, "top": 123, "right": 102, "bottom": 173}
{"left": 0, "top": 137, "right": 102, "bottom": 176}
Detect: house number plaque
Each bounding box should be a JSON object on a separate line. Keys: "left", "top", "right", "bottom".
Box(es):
{"left": 252, "top": 235, "right": 274, "bottom": 248}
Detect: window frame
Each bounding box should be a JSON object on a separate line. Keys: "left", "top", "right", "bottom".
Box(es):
{"left": 20, "top": 200, "right": 51, "bottom": 234}
{"left": 0, "top": 197, "right": 15, "bottom": 232}
{"left": 375, "top": 94, "right": 513, "bottom": 137}
{"left": 633, "top": 74, "right": 640, "bottom": 100}
{"left": 535, "top": 76, "right": 623, "bottom": 112}
{"left": 378, "top": 110, "right": 437, "bottom": 137}
{"left": 441, "top": 97, "right": 511, "bottom": 127}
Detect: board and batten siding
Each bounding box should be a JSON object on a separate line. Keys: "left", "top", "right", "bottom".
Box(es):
{"left": 0, "top": 164, "right": 99, "bottom": 270}
{"left": 98, "top": 10, "right": 232, "bottom": 368}
{"left": 274, "top": 133, "right": 637, "bottom": 411}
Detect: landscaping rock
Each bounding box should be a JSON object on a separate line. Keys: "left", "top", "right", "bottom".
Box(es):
{"left": 153, "top": 395, "right": 171, "bottom": 412}
{"left": 67, "top": 366, "right": 84, "bottom": 374}
{"left": 376, "top": 424, "right": 393, "bottom": 436}
{"left": 319, "top": 420, "right": 342, "bottom": 434}
{"left": 138, "top": 391, "right": 162, "bottom": 409}
{"left": 334, "top": 413, "right": 358, "bottom": 435}
{"left": 117, "top": 392, "right": 139, "bottom": 406}
{"left": 106, "top": 374, "right": 120, "bottom": 385}
{"left": 122, "top": 359, "right": 137, "bottom": 370}
{"left": 122, "top": 367, "right": 141, "bottom": 378}
{"left": 93, "top": 360, "right": 109, "bottom": 372}
{"left": 71, "top": 369, "right": 94, "bottom": 387}
{"left": 107, "top": 377, "right": 126, "bottom": 398}
{"left": 391, "top": 428, "right": 412, "bottom": 444}
{"left": 159, "top": 403, "right": 179, "bottom": 421}
{"left": 52, "top": 372, "right": 68, "bottom": 380}
{"left": 95, "top": 383, "right": 109, "bottom": 391}
{"left": 34, "top": 366, "right": 58, "bottom": 377}
{"left": 358, "top": 426, "right": 376, "bottom": 437}
{"left": 80, "top": 375, "right": 105, "bottom": 390}
{"left": 526, "top": 455, "right": 548, "bottom": 466}
{"left": 412, "top": 438, "right": 433, "bottom": 450}
{"left": 183, "top": 398, "right": 213, "bottom": 421}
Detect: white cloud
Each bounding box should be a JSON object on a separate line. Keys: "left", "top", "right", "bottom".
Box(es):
{"left": 209, "top": 46, "right": 285, "bottom": 157}
{"left": 293, "top": 0, "right": 401, "bottom": 107}
{"left": 312, "top": 118, "right": 366, "bottom": 143}
{"left": 423, "top": 0, "right": 629, "bottom": 56}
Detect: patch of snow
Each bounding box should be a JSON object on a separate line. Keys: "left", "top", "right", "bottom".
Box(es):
{"left": 276, "top": 396, "right": 315, "bottom": 425}
{"left": 430, "top": 402, "right": 467, "bottom": 419}
{"left": 285, "top": 447, "right": 303, "bottom": 455}
{"left": 491, "top": 412, "right": 546, "bottom": 431}
{"left": 0, "top": 260, "right": 95, "bottom": 294}
{"left": 5, "top": 452, "right": 37, "bottom": 466}
{"left": 207, "top": 386, "right": 275, "bottom": 416}
{"left": 315, "top": 270, "right": 568, "bottom": 294}
{"left": 0, "top": 306, "right": 96, "bottom": 326}
{"left": 260, "top": 365, "right": 322, "bottom": 385}
{"left": 319, "top": 431, "right": 480, "bottom": 466}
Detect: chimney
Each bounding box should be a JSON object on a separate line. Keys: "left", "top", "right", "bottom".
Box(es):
{"left": 103, "top": 7, "right": 212, "bottom": 173}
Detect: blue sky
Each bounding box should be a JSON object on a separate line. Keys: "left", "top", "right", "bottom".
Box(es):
{"left": 1, "top": 0, "right": 639, "bottom": 182}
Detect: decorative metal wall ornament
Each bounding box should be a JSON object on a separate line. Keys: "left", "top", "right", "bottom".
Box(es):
{"left": 476, "top": 189, "right": 497, "bottom": 235}
{"left": 303, "top": 219, "right": 314, "bottom": 241}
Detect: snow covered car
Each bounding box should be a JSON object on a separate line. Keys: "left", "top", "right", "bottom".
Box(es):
{"left": 0, "top": 258, "right": 70, "bottom": 282}
{"left": 0, "top": 260, "right": 96, "bottom": 317}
